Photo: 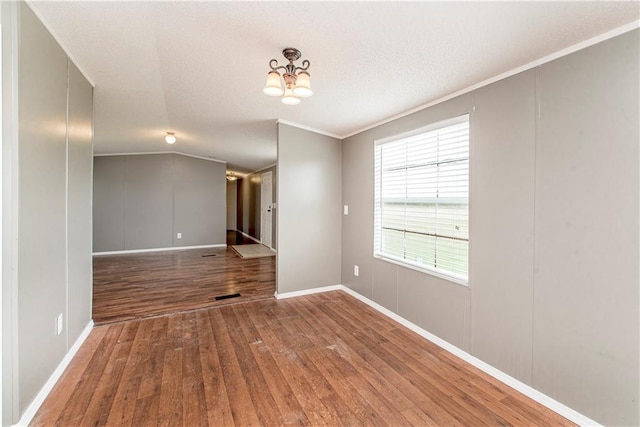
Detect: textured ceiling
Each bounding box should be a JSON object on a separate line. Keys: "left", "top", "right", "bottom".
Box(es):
{"left": 30, "top": 1, "right": 639, "bottom": 173}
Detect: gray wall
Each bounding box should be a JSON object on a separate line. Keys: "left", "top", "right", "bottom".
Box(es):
{"left": 4, "top": 2, "right": 94, "bottom": 421}
{"left": 66, "top": 61, "right": 94, "bottom": 350}
{"left": 532, "top": 34, "right": 638, "bottom": 423}
{"left": 236, "top": 165, "right": 277, "bottom": 248}
{"left": 1, "top": 3, "right": 18, "bottom": 422}
{"left": 93, "top": 153, "right": 226, "bottom": 252}
{"left": 341, "top": 30, "right": 639, "bottom": 426}
{"left": 277, "top": 124, "right": 341, "bottom": 294}
{"left": 472, "top": 69, "right": 536, "bottom": 382}
{"left": 173, "top": 154, "right": 225, "bottom": 247}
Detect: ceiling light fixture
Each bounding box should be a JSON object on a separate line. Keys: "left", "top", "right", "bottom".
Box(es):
{"left": 165, "top": 132, "right": 176, "bottom": 144}
{"left": 263, "top": 47, "right": 312, "bottom": 105}
{"left": 226, "top": 172, "right": 238, "bottom": 181}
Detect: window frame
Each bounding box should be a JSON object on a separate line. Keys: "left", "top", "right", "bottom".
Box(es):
{"left": 373, "top": 114, "right": 470, "bottom": 286}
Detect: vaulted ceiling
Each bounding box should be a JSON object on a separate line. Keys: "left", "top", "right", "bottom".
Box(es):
{"left": 30, "top": 1, "right": 638, "bottom": 173}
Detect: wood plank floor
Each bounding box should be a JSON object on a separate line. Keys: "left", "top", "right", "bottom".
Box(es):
{"left": 92, "top": 231, "right": 275, "bottom": 324}
{"left": 33, "top": 291, "right": 575, "bottom": 426}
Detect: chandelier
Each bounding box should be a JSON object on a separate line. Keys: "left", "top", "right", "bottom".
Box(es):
{"left": 263, "top": 48, "right": 312, "bottom": 105}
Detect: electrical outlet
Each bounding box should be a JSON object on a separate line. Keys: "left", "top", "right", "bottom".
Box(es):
{"left": 354, "top": 265, "right": 359, "bottom": 277}
{"left": 56, "top": 314, "right": 63, "bottom": 336}
{"left": 343, "top": 205, "right": 349, "bottom": 215}
{"left": 177, "top": 232, "right": 182, "bottom": 239}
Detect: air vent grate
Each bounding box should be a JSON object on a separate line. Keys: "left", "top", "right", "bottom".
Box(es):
{"left": 215, "top": 293, "right": 241, "bottom": 301}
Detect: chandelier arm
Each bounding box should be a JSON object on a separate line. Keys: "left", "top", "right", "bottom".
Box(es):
{"left": 269, "top": 59, "right": 287, "bottom": 72}
{"left": 295, "top": 60, "right": 310, "bottom": 72}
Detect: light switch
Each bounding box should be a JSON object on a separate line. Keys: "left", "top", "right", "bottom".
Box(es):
{"left": 56, "top": 314, "right": 63, "bottom": 335}
{"left": 343, "top": 205, "right": 349, "bottom": 215}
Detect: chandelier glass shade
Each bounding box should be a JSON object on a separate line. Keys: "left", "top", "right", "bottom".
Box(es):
{"left": 282, "top": 87, "right": 301, "bottom": 105}
{"left": 263, "top": 48, "right": 312, "bottom": 105}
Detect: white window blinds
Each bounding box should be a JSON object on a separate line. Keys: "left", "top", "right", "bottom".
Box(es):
{"left": 374, "top": 115, "right": 469, "bottom": 283}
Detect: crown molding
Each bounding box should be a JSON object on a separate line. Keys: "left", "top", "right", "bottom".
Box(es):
{"left": 276, "top": 21, "right": 640, "bottom": 141}
{"left": 93, "top": 151, "right": 227, "bottom": 164}
{"left": 276, "top": 119, "right": 341, "bottom": 140}
{"left": 248, "top": 163, "right": 277, "bottom": 176}
{"left": 340, "top": 20, "right": 640, "bottom": 139}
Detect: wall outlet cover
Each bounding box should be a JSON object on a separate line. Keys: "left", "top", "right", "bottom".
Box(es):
{"left": 177, "top": 232, "right": 182, "bottom": 239}
{"left": 354, "top": 265, "right": 359, "bottom": 277}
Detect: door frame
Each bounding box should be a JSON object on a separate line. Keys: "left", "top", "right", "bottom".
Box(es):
{"left": 260, "top": 171, "right": 273, "bottom": 249}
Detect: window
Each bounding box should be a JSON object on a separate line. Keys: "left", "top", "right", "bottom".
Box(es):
{"left": 374, "top": 115, "right": 469, "bottom": 283}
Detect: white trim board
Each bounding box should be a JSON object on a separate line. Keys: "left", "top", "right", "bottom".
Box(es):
{"left": 275, "top": 21, "right": 640, "bottom": 142}
{"left": 340, "top": 20, "right": 640, "bottom": 139}
{"left": 275, "top": 284, "right": 343, "bottom": 300}
{"left": 276, "top": 119, "right": 341, "bottom": 140}
{"left": 93, "top": 243, "right": 226, "bottom": 256}
{"left": 93, "top": 151, "right": 227, "bottom": 164}
{"left": 275, "top": 284, "right": 602, "bottom": 427}
{"left": 232, "top": 230, "right": 277, "bottom": 252}
{"left": 248, "top": 163, "right": 277, "bottom": 176}
{"left": 235, "top": 230, "right": 261, "bottom": 245}
{"left": 13, "top": 320, "right": 94, "bottom": 427}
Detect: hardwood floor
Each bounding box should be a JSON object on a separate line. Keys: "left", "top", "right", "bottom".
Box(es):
{"left": 33, "top": 291, "right": 575, "bottom": 426}
{"left": 92, "top": 231, "right": 275, "bottom": 324}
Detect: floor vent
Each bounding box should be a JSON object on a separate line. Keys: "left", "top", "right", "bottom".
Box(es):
{"left": 201, "top": 254, "right": 217, "bottom": 257}
{"left": 215, "top": 293, "right": 241, "bottom": 301}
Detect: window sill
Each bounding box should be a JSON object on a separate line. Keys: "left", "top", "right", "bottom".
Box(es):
{"left": 373, "top": 254, "right": 469, "bottom": 287}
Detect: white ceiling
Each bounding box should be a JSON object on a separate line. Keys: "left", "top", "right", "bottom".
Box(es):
{"left": 30, "top": 1, "right": 638, "bottom": 173}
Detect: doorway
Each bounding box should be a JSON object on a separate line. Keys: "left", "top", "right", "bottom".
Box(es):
{"left": 260, "top": 171, "right": 273, "bottom": 248}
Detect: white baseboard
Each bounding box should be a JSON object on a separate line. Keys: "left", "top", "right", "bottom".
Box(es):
{"left": 235, "top": 230, "right": 261, "bottom": 245}
{"left": 279, "top": 284, "right": 601, "bottom": 427}
{"left": 14, "top": 320, "right": 94, "bottom": 427}
{"left": 275, "top": 284, "right": 343, "bottom": 300}
{"left": 233, "top": 230, "right": 276, "bottom": 250}
{"left": 93, "top": 243, "right": 226, "bottom": 256}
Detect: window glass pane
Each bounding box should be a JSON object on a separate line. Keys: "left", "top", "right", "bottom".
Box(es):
{"left": 381, "top": 228, "right": 404, "bottom": 259}
{"left": 374, "top": 115, "right": 469, "bottom": 283}
{"left": 405, "top": 233, "right": 436, "bottom": 267}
